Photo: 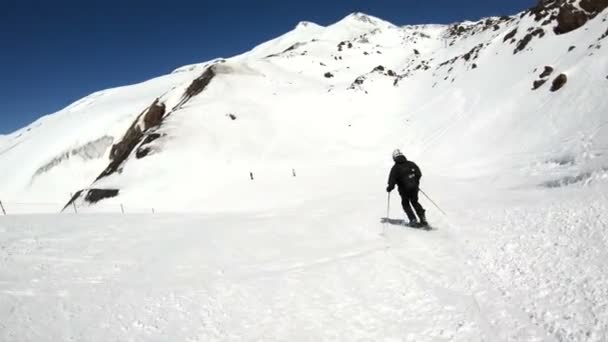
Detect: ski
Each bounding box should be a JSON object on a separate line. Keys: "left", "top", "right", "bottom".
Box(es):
{"left": 380, "top": 217, "right": 434, "bottom": 230}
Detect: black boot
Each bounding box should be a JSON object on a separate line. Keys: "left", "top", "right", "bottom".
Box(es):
{"left": 418, "top": 211, "right": 428, "bottom": 227}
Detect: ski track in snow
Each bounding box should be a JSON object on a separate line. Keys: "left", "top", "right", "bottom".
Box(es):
{"left": 2, "top": 184, "right": 607, "bottom": 341}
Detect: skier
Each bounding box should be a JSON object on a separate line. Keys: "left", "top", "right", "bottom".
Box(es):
{"left": 386, "top": 149, "right": 427, "bottom": 227}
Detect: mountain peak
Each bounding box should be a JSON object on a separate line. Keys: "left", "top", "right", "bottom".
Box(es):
{"left": 295, "top": 21, "right": 323, "bottom": 30}
{"left": 339, "top": 12, "right": 396, "bottom": 28}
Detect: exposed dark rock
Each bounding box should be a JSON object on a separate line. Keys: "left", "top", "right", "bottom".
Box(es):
{"left": 135, "top": 133, "right": 163, "bottom": 159}
{"left": 348, "top": 76, "right": 366, "bottom": 89}
{"left": 63, "top": 190, "right": 84, "bottom": 211}
{"left": 348, "top": 42, "right": 353, "bottom": 48}
{"left": 601, "top": 27, "right": 608, "bottom": 39}
{"left": 540, "top": 66, "right": 554, "bottom": 78}
{"left": 529, "top": 0, "right": 566, "bottom": 21}
{"left": 106, "top": 99, "right": 166, "bottom": 175}
{"left": 98, "top": 66, "right": 217, "bottom": 182}
{"left": 514, "top": 28, "right": 545, "bottom": 54}
{"left": 282, "top": 42, "right": 305, "bottom": 54}
{"left": 228, "top": 114, "right": 237, "bottom": 120}
{"left": 504, "top": 29, "right": 518, "bottom": 42}
{"left": 387, "top": 69, "right": 396, "bottom": 77}
{"left": 143, "top": 102, "right": 165, "bottom": 130}
{"left": 568, "top": 45, "right": 576, "bottom": 51}
{"left": 472, "top": 63, "right": 478, "bottom": 69}
{"left": 324, "top": 72, "right": 334, "bottom": 78}
{"left": 550, "top": 73, "right": 568, "bottom": 91}
{"left": 555, "top": 5, "right": 589, "bottom": 34}
{"left": 135, "top": 147, "right": 152, "bottom": 159}
{"left": 580, "top": 0, "right": 608, "bottom": 14}
{"left": 413, "top": 49, "right": 420, "bottom": 55}
{"left": 63, "top": 189, "right": 120, "bottom": 210}
{"left": 85, "top": 189, "right": 120, "bottom": 204}
{"left": 533, "top": 79, "right": 548, "bottom": 90}
{"left": 373, "top": 65, "right": 385, "bottom": 72}
{"left": 531, "top": 0, "right": 608, "bottom": 35}
{"left": 447, "top": 24, "right": 469, "bottom": 37}
{"left": 438, "top": 56, "right": 459, "bottom": 67}
{"left": 72, "top": 65, "right": 219, "bottom": 209}
{"left": 168, "top": 67, "right": 217, "bottom": 113}
{"left": 542, "top": 18, "right": 553, "bottom": 25}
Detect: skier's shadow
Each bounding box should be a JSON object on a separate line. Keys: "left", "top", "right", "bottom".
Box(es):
{"left": 380, "top": 217, "right": 406, "bottom": 225}
{"left": 380, "top": 217, "right": 434, "bottom": 230}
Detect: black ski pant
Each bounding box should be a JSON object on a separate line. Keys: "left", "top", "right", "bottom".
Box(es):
{"left": 398, "top": 188, "right": 425, "bottom": 221}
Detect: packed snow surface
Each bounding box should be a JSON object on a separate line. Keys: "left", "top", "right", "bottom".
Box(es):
{"left": 2, "top": 6, "right": 608, "bottom": 342}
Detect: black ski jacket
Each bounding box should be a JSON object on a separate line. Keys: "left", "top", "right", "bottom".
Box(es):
{"left": 387, "top": 156, "right": 422, "bottom": 192}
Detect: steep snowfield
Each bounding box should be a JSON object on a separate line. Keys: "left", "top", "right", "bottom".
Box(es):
{"left": 1, "top": 2, "right": 608, "bottom": 340}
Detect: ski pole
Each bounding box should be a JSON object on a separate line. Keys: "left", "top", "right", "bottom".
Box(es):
{"left": 419, "top": 189, "right": 447, "bottom": 217}
{"left": 387, "top": 192, "right": 391, "bottom": 218}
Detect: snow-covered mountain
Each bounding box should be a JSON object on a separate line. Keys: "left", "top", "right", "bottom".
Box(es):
{"left": 0, "top": 1, "right": 607, "bottom": 213}
{"left": 3, "top": 2, "right": 608, "bottom": 340}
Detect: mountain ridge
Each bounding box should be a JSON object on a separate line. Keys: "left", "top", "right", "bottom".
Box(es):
{"left": 0, "top": 1, "right": 606, "bottom": 212}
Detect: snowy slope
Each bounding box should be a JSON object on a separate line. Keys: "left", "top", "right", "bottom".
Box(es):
{"left": 2, "top": 1, "right": 608, "bottom": 340}
{"left": 0, "top": 6, "right": 606, "bottom": 211}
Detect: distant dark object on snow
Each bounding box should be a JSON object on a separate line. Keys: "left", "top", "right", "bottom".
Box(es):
{"left": 533, "top": 79, "right": 548, "bottom": 90}
{"left": 539, "top": 66, "right": 554, "bottom": 78}
{"left": 550, "top": 74, "right": 568, "bottom": 92}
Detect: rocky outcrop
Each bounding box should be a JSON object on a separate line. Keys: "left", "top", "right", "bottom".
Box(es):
{"left": 64, "top": 66, "right": 219, "bottom": 209}
{"left": 533, "top": 66, "right": 556, "bottom": 90}
{"left": 529, "top": 0, "right": 608, "bottom": 35}
{"left": 540, "top": 66, "right": 554, "bottom": 78}
{"left": 550, "top": 73, "right": 568, "bottom": 91}
{"left": 601, "top": 26, "right": 608, "bottom": 40}
{"left": 63, "top": 188, "right": 120, "bottom": 211}
{"left": 99, "top": 99, "right": 166, "bottom": 180}
{"left": 177, "top": 67, "right": 216, "bottom": 110}
{"left": 533, "top": 79, "right": 548, "bottom": 90}
{"left": 514, "top": 28, "right": 545, "bottom": 54}
{"left": 555, "top": 5, "right": 590, "bottom": 34}
{"left": 504, "top": 28, "right": 518, "bottom": 42}
{"left": 580, "top": 0, "right": 608, "bottom": 13}
{"left": 135, "top": 133, "right": 163, "bottom": 159}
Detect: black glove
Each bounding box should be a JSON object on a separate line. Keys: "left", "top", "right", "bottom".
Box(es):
{"left": 386, "top": 185, "right": 394, "bottom": 193}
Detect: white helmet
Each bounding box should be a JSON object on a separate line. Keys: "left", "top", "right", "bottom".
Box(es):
{"left": 392, "top": 149, "right": 404, "bottom": 160}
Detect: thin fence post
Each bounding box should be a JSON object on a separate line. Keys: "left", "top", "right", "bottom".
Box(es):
{"left": 152, "top": 208, "right": 155, "bottom": 214}
{"left": 120, "top": 204, "right": 125, "bottom": 214}
{"left": 69, "top": 193, "right": 78, "bottom": 214}
{"left": 0, "top": 200, "right": 6, "bottom": 215}
{"left": 292, "top": 168, "right": 296, "bottom": 177}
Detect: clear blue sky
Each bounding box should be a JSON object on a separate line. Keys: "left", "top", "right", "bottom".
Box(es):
{"left": 0, "top": 0, "right": 533, "bottom": 134}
